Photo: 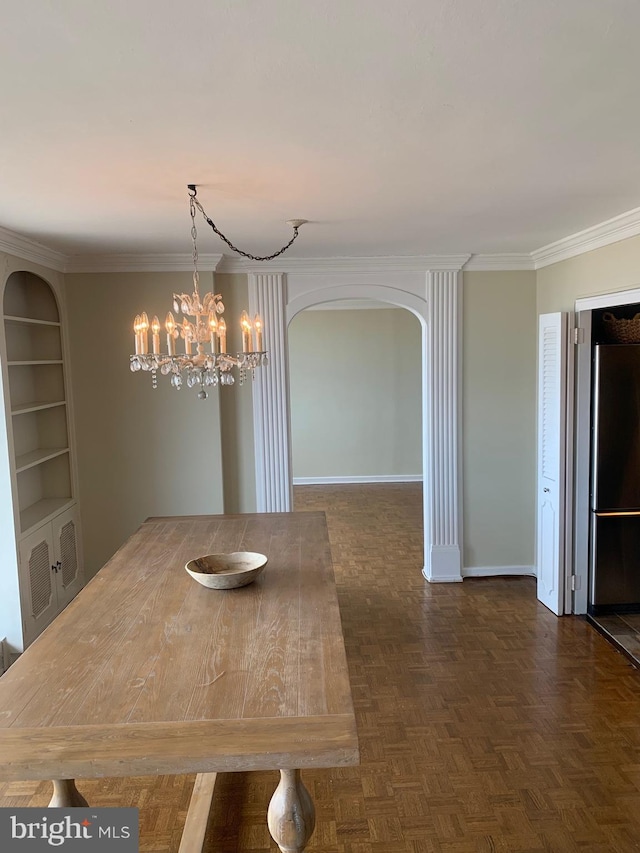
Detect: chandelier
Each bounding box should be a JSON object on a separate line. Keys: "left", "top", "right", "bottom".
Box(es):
{"left": 129, "top": 185, "right": 306, "bottom": 399}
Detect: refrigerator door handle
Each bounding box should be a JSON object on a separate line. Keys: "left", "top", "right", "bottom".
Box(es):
{"left": 595, "top": 510, "right": 640, "bottom": 517}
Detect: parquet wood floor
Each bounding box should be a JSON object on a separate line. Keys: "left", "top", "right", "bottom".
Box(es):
{"left": 3, "top": 483, "right": 640, "bottom": 851}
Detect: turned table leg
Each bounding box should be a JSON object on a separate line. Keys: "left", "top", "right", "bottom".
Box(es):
{"left": 267, "top": 769, "right": 315, "bottom": 853}
{"left": 48, "top": 779, "right": 89, "bottom": 807}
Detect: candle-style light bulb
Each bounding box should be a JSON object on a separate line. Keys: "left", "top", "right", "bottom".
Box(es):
{"left": 182, "top": 318, "right": 192, "bottom": 355}
{"left": 254, "top": 314, "right": 263, "bottom": 352}
{"left": 165, "top": 312, "right": 177, "bottom": 356}
{"left": 133, "top": 315, "right": 142, "bottom": 355}
{"left": 240, "top": 310, "right": 252, "bottom": 353}
{"left": 139, "top": 312, "right": 149, "bottom": 354}
{"left": 209, "top": 312, "right": 218, "bottom": 354}
{"left": 218, "top": 318, "right": 227, "bottom": 354}
{"left": 151, "top": 315, "right": 161, "bottom": 354}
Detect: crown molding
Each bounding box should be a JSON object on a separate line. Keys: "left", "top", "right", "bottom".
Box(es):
{"left": 217, "top": 254, "right": 472, "bottom": 274}
{"left": 64, "top": 251, "right": 534, "bottom": 275}
{"left": 6, "top": 203, "right": 640, "bottom": 276}
{"left": 463, "top": 253, "right": 534, "bottom": 271}
{"left": 0, "top": 240, "right": 534, "bottom": 275}
{"left": 63, "top": 253, "right": 224, "bottom": 273}
{"left": 0, "top": 225, "right": 67, "bottom": 272}
{"left": 532, "top": 206, "right": 640, "bottom": 269}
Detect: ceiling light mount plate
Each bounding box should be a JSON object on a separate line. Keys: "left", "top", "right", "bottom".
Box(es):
{"left": 286, "top": 219, "right": 308, "bottom": 228}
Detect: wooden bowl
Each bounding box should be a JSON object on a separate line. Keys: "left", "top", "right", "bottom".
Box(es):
{"left": 185, "top": 551, "right": 268, "bottom": 589}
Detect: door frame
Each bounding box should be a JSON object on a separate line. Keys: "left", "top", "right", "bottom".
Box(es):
{"left": 572, "top": 286, "right": 640, "bottom": 613}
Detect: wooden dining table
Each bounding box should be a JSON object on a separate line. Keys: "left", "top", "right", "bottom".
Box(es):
{"left": 0, "top": 512, "right": 359, "bottom": 853}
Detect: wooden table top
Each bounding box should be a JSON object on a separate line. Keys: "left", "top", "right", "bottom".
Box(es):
{"left": 0, "top": 512, "right": 359, "bottom": 780}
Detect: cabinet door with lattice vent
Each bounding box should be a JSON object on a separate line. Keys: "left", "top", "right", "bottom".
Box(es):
{"left": 52, "top": 506, "right": 83, "bottom": 610}
{"left": 18, "top": 525, "right": 58, "bottom": 646}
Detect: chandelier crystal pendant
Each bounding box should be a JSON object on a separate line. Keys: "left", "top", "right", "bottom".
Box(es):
{"left": 129, "top": 185, "right": 305, "bottom": 399}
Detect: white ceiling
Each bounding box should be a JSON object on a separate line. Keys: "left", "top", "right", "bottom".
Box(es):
{"left": 2, "top": 0, "right": 640, "bottom": 260}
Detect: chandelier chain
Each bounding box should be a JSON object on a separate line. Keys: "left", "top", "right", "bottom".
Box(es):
{"left": 189, "top": 196, "right": 201, "bottom": 292}
{"left": 189, "top": 192, "right": 302, "bottom": 262}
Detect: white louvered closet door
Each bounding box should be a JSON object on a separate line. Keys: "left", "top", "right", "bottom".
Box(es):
{"left": 537, "top": 312, "right": 569, "bottom": 615}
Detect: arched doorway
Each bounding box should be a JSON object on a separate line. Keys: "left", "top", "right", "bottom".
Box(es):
{"left": 247, "top": 267, "right": 464, "bottom": 582}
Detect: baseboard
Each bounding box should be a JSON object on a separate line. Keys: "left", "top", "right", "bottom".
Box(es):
{"left": 293, "top": 475, "right": 423, "bottom": 485}
{"left": 423, "top": 546, "right": 463, "bottom": 582}
{"left": 462, "top": 565, "right": 536, "bottom": 578}
{"left": 0, "top": 639, "right": 9, "bottom": 675}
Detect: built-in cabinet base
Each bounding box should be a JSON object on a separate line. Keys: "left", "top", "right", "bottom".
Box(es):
{"left": 18, "top": 505, "right": 82, "bottom": 646}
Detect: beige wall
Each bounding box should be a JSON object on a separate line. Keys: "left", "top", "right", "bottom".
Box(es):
{"left": 463, "top": 271, "right": 537, "bottom": 569}
{"left": 3, "top": 236, "right": 638, "bottom": 624}
{"left": 64, "top": 273, "right": 538, "bottom": 574}
{"left": 65, "top": 271, "right": 225, "bottom": 577}
{"left": 0, "top": 257, "right": 543, "bottom": 593}
{"left": 288, "top": 307, "right": 422, "bottom": 479}
{"left": 537, "top": 234, "right": 640, "bottom": 313}
{"left": 9, "top": 237, "right": 640, "bottom": 585}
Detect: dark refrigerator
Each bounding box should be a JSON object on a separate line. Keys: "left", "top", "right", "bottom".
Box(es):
{"left": 590, "top": 344, "right": 640, "bottom": 614}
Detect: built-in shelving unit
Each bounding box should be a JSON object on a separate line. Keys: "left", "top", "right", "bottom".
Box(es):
{"left": 4, "top": 275, "right": 72, "bottom": 536}
{"left": 1, "top": 270, "right": 83, "bottom": 650}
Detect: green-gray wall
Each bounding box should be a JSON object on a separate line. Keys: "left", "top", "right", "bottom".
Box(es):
{"left": 288, "top": 307, "right": 422, "bottom": 479}
{"left": 1, "top": 261, "right": 542, "bottom": 583}
{"left": 463, "top": 271, "right": 537, "bottom": 569}
{"left": 537, "top": 234, "right": 640, "bottom": 313}
{"left": 52, "top": 246, "right": 640, "bottom": 571}
{"left": 65, "top": 271, "right": 226, "bottom": 577}
{"left": 217, "top": 274, "right": 257, "bottom": 513}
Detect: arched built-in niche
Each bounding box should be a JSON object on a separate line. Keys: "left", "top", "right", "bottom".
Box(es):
{"left": 246, "top": 265, "right": 466, "bottom": 582}
{"left": 0, "top": 268, "right": 83, "bottom": 652}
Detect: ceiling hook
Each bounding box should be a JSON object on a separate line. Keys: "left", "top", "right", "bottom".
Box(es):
{"left": 187, "top": 184, "right": 197, "bottom": 197}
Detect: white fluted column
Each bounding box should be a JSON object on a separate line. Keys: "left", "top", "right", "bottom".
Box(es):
{"left": 248, "top": 273, "right": 292, "bottom": 512}
{"left": 423, "top": 269, "right": 463, "bottom": 582}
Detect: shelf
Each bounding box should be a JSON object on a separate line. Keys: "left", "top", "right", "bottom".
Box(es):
{"left": 20, "top": 498, "right": 75, "bottom": 538}
{"left": 4, "top": 321, "right": 63, "bottom": 362}
{"left": 8, "top": 360, "right": 64, "bottom": 366}
{"left": 12, "top": 400, "right": 66, "bottom": 416}
{"left": 15, "top": 448, "right": 69, "bottom": 473}
{"left": 7, "top": 361, "right": 66, "bottom": 409}
{"left": 3, "top": 272, "right": 60, "bottom": 324}
{"left": 4, "top": 315, "right": 61, "bottom": 328}
{"left": 16, "top": 453, "right": 72, "bottom": 532}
